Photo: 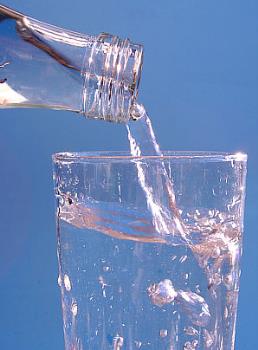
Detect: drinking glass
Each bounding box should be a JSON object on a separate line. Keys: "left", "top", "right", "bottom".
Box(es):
{"left": 52, "top": 151, "right": 247, "bottom": 350}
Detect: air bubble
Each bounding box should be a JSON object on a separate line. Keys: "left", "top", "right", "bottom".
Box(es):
{"left": 203, "top": 329, "right": 214, "bottom": 348}
{"left": 135, "top": 340, "right": 142, "bottom": 348}
{"left": 211, "top": 247, "right": 221, "bottom": 258}
{"left": 184, "top": 341, "right": 192, "bottom": 349}
{"left": 208, "top": 273, "right": 222, "bottom": 289}
{"left": 179, "top": 255, "right": 188, "bottom": 263}
{"left": 103, "top": 266, "right": 111, "bottom": 272}
{"left": 159, "top": 329, "right": 168, "bottom": 338}
{"left": 98, "top": 275, "right": 109, "bottom": 298}
{"left": 192, "top": 340, "right": 198, "bottom": 347}
{"left": 223, "top": 273, "right": 233, "bottom": 289}
{"left": 195, "top": 285, "right": 201, "bottom": 293}
{"left": 71, "top": 301, "right": 78, "bottom": 317}
{"left": 130, "top": 103, "right": 146, "bottom": 120}
{"left": 113, "top": 335, "right": 124, "bottom": 349}
{"left": 184, "top": 340, "right": 198, "bottom": 349}
{"left": 184, "top": 326, "right": 199, "bottom": 336}
{"left": 147, "top": 279, "right": 177, "bottom": 307}
{"left": 183, "top": 340, "right": 198, "bottom": 349}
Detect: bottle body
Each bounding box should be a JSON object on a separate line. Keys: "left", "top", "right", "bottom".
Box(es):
{"left": 0, "top": 5, "right": 143, "bottom": 122}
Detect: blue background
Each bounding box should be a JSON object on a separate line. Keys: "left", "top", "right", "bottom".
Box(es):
{"left": 0, "top": 1, "right": 257, "bottom": 349}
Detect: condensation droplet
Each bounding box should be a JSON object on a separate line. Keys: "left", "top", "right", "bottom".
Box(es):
{"left": 159, "top": 329, "right": 168, "bottom": 338}
{"left": 57, "top": 274, "right": 62, "bottom": 287}
{"left": 224, "top": 306, "right": 228, "bottom": 319}
{"left": 64, "top": 274, "right": 72, "bottom": 291}
{"left": 71, "top": 301, "right": 78, "bottom": 317}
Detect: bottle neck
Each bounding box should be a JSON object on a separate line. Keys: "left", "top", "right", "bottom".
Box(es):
{"left": 0, "top": 5, "right": 143, "bottom": 123}
{"left": 82, "top": 33, "right": 143, "bottom": 123}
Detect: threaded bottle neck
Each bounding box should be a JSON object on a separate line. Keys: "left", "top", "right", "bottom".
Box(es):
{"left": 81, "top": 33, "right": 143, "bottom": 123}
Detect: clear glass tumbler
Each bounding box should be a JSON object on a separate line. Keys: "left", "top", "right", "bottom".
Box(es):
{"left": 52, "top": 151, "right": 247, "bottom": 350}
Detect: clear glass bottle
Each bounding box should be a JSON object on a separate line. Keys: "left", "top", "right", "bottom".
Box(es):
{"left": 0, "top": 5, "right": 143, "bottom": 123}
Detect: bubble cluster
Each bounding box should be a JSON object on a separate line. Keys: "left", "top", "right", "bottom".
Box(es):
{"left": 184, "top": 326, "right": 199, "bottom": 336}
{"left": 184, "top": 340, "right": 198, "bottom": 349}
{"left": 177, "top": 291, "right": 211, "bottom": 327}
{"left": 148, "top": 279, "right": 211, "bottom": 327}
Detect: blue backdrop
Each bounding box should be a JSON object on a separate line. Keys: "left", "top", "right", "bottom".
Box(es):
{"left": 0, "top": 1, "right": 257, "bottom": 349}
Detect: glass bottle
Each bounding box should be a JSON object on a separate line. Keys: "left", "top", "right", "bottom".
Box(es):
{"left": 0, "top": 5, "right": 143, "bottom": 123}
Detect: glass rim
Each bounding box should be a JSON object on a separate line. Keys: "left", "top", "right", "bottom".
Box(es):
{"left": 52, "top": 151, "right": 247, "bottom": 163}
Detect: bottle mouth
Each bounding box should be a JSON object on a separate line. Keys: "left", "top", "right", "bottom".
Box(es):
{"left": 81, "top": 33, "right": 143, "bottom": 123}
